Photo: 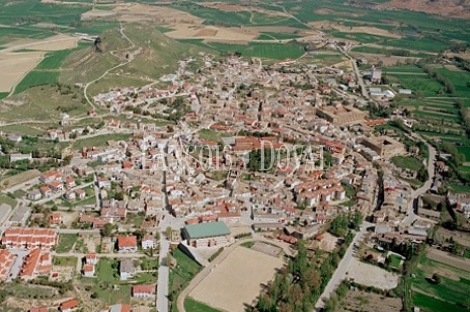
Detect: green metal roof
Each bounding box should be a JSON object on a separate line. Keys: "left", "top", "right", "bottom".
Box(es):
{"left": 185, "top": 221, "right": 231, "bottom": 239}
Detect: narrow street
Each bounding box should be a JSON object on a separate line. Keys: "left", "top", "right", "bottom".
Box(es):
{"left": 314, "top": 222, "right": 372, "bottom": 310}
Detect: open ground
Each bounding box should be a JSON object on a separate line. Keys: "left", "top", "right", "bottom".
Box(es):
{"left": 189, "top": 246, "right": 284, "bottom": 312}
{"left": 346, "top": 258, "right": 399, "bottom": 290}
{"left": 0, "top": 34, "right": 79, "bottom": 93}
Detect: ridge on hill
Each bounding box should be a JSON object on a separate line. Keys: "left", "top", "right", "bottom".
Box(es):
{"left": 59, "top": 23, "right": 213, "bottom": 94}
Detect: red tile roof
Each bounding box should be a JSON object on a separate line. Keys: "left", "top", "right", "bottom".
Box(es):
{"left": 60, "top": 298, "right": 79, "bottom": 310}
{"left": 117, "top": 236, "right": 137, "bottom": 248}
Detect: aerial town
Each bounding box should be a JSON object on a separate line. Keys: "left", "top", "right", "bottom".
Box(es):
{"left": 0, "top": 1, "right": 469, "bottom": 312}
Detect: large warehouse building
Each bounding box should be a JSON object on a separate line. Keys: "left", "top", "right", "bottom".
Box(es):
{"left": 183, "top": 221, "right": 232, "bottom": 248}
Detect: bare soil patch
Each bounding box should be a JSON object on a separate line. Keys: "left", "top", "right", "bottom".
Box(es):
{"left": 346, "top": 258, "right": 399, "bottom": 290}
{"left": 166, "top": 24, "right": 257, "bottom": 42}
{"left": 0, "top": 52, "right": 44, "bottom": 92}
{"left": 436, "top": 228, "right": 470, "bottom": 247}
{"left": 332, "top": 25, "right": 401, "bottom": 39}
{"left": 427, "top": 248, "right": 470, "bottom": 271}
{"left": 379, "top": 0, "right": 470, "bottom": 19}
{"left": 0, "top": 169, "right": 41, "bottom": 188}
{"left": 190, "top": 246, "right": 284, "bottom": 312}
{"left": 349, "top": 52, "right": 422, "bottom": 66}
{"left": 337, "top": 289, "right": 401, "bottom": 312}
{"left": 444, "top": 64, "right": 462, "bottom": 71}
{"left": 194, "top": 29, "right": 217, "bottom": 37}
{"left": 199, "top": 2, "right": 290, "bottom": 18}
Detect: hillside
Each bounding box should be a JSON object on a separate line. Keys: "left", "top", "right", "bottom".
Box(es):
{"left": 59, "top": 23, "right": 213, "bottom": 94}
{"left": 362, "top": 0, "right": 470, "bottom": 19}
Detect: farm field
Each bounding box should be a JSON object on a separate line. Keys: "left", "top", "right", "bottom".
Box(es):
{"left": 13, "top": 70, "right": 59, "bottom": 94}
{"left": 411, "top": 250, "right": 470, "bottom": 312}
{"left": 182, "top": 39, "right": 305, "bottom": 60}
{"left": 189, "top": 246, "right": 284, "bottom": 312}
{"left": 256, "top": 32, "right": 301, "bottom": 40}
{"left": 36, "top": 42, "right": 90, "bottom": 69}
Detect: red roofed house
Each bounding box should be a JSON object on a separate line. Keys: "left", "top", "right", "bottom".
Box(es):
{"left": 39, "top": 170, "right": 62, "bottom": 184}
{"left": 132, "top": 284, "right": 155, "bottom": 298}
{"left": 59, "top": 298, "right": 79, "bottom": 312}
{"left": 29, "top": 307, "right": 48, "bottom": 312}
{"left": 82, "top": 264, "right": 95, "bottom": 277}
{"left": 117, "top": 236, "right": 137, "bottom": 253}
{"left": 1, "top": 228, "right": 58, "bottom": 250}
{"left": 65, "top": 177, "right": 76, "bottom": 189}
{"left": 0, "top": 249, "right": 15, "bottom": 282}
{"left": 100, "top": 304, "right": 131, "bottom": 312}
{"left": 39, "top": 186, "right": 52, "bottom": 197}
{"left": 85, "top": 253, "right": 98, "bottom": 265}
{"left": 49, "top": 213, "right": 63, "bottom": 225}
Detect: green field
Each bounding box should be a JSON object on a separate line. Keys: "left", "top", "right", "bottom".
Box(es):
{"left": 412, "top": 254, "right": 470, "bottom": 311}
{"left": 56, "top": 234, "right": 78, "bottom": 253}
{"left": 183, "top": 39, "right": 305, "bottom": 60}
{"left": 169, "top": 248, "right": 201, "bottom": 312}
{"left": 36, "top": 43, "right": 90, "bottom": 69}
{"left": 447, "top": 183, "right": 470, "bottom": 193}
{"left": 184, "top": 297, "right": 222, "bottom": 312}
{"left": 384, "top": 66, "right": 427, "bottom": 73}
{"left": 0, "top": 194, "right": 17, "bottom": 208}
{"left": 0, "top": 0, "right": 89, "bottom": 27}
{"left": 351, "top": 46, "right": 430, "bottom": 58}
{"left": 457, "top": 147, "right": 470, "bottom": 161}
{"left": 388, "top": 74, "right": 443, "bottom": 97}
{"left": 413, "top": 292, "right": 469, "bottom": 312}
{"left": 169, "top": 2, "right": 307, "bottom": 29}
{"left": 391, "top": 156, "right": 424, "bottom": 171}
{"left": 13, "top": 71, "right": 59, "bottom": 94}
{"left": 257, "top": 32, "right": 301, "bottom": 40}
{"left": 72, "top": 134, "right": 132, "bottom": 150}
{"left": 434, "top": 67, "right": 470, "bottom": 98}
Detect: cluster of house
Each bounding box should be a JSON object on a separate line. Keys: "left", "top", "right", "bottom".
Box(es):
{"left": 29, "top": 284, "right": 156, "bottom": 312}
{"left": 27, "top": 169, "right": 88, "bottom": 202}
{"left": 0, "top": 228, "right": 57, "bottom": 281}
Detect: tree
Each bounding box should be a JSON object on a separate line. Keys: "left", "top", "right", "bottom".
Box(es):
{"left": 166, "top": 226, "right": 172, "bottom": 239}
{"left": 101, "top": 223, "right": 114, "bottom": 237}
{"left": 432, "top": 273, "right": 442, "bottom": 284}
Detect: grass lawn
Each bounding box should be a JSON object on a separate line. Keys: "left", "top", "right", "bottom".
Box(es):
{"left": 184, "top": 297, "right": 222, "bottom": 312}
{"left": 0, "top": 124, "right": 44, "bottom": 136}
{"left": 53, "top": 256, "right": 77, "bottom": 267}
{"left": 391, "top": 156, "right": 424, "bottom": 171}
{"left": 389, "top": 254, "right": 402, "bottom": 269}
{"left": 1, "top": 85, "right": 89, "bottom": 122}
{"left": 56, "top": 234, "right": 78, "bottom": 253}
{"left": 72, "top": 133, "right": 132, "bottom": 150}
{"left": 198, "top": 129, "right": 221, "bottom": 143}
{"left": 241, "top": 241, "right": 255, "bottom": 248}
{"left": 169, "top": 248, "right": 202, "bottom": 312}
{"left": 0, "top": 194, "right": 17, "bottom": 208}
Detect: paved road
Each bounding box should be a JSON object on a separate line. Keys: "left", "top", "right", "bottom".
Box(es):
{"left": 315, "top": 222, "right": 372, "bottom": 310}
{"left": 401, "top": 137, "right": 437, "bottom": 228}
{"left": 156, "top": 232, "right": 170, "bottom": 312}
